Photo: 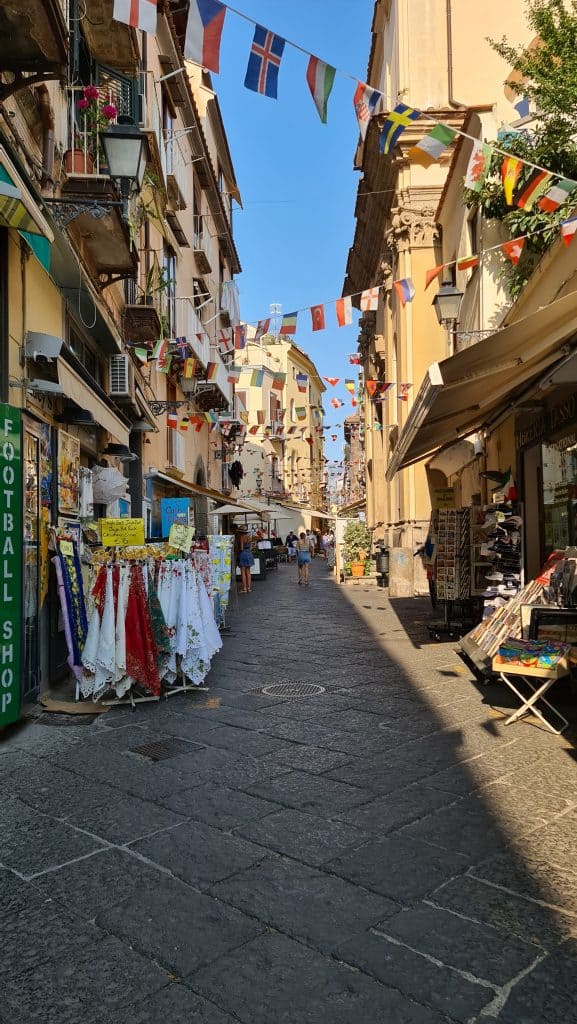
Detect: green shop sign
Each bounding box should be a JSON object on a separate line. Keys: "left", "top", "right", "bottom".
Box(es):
{"left": 0, "top": 405, "right": 21, "bottom": 728}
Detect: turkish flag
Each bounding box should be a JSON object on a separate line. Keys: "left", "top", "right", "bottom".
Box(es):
{"left": 310, "top": 304, "right": 326, "bottom": 331}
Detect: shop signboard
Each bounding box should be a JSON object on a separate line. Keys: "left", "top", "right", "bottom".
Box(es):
{"left": 168, "top": 522, "right": 194, "bottom": 552}
{"left": 432, "top": 488, "right": 455, "bottom": 509}
{"left": 160, "top": 497, "right": 191, "bottom": 536}
{"left": 100, "top": 517, "right": 145, "bottom": 546}
{"left": 0, "top": 405, "right": 22, "bottom": 728}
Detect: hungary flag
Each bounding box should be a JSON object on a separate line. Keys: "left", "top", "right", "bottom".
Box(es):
{"left": 306, "top": 56, "right": 336, "bottom": 124}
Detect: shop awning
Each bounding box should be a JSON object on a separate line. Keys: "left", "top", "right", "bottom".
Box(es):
{"left": 147, "top": 472, "right": 236, "bottom": 505}
{"left": 212, "top": 502, "right": 259, "bottom": 515}
{"left": 0, "top": 148, "right": 54, "bottom": 272}
{"left": 57, "top": 360, "right": 130, "bottom": 446}
{"left": 386, "top": 291, "right": 577, "bottom": 480}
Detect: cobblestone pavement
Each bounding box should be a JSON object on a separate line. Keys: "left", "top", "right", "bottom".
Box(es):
{"left": 2, "top": 562, "right": 577, "bottom": 1022}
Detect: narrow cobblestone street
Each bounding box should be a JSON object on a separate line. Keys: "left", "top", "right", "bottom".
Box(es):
{"left": 2, "top": 562, "right": 577, "bottom": 1023}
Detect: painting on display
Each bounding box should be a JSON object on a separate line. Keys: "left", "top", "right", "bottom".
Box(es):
{"left": 58, "top": 430, "right": 80, "bottom": 515}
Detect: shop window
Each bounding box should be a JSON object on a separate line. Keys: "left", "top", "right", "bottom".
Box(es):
{"left": 467, "top": 209, "right": 479, "bottom": 262}
{"left": 163, "top": 248, "right": 176, "bottom": 336}
{"left": 542, "top": 436, "right": 577, "bottom": 553}
{"left": 66, "top": 325, "right": 103, "bottom": 387}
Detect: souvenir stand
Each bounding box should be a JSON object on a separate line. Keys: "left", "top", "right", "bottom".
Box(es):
{"left": 426, "top": 507, "right": 474, "bottom": 639}
{"left": 461, "top": 549, "right": 577, "bottom": 734}
{"left": 426, "top": 503, "right": 524, "bottom": 641}
{"left": 51, "top": 526, "right": 233, "bottom": 710}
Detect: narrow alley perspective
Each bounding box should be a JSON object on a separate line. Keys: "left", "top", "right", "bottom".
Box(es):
{"left": 2, "top": 559, "right": 577, "bottom": 1024}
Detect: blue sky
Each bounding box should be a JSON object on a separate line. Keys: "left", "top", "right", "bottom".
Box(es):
{"left": 214, "top": 1, "right": 374, "bottom": 465}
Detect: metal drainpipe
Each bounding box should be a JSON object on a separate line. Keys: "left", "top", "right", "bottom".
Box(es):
{"left": 36, "top": 86, "right": 55, "bottom": 191}
{"left": 446, "top": 0, "right": 465, "bottom": 109}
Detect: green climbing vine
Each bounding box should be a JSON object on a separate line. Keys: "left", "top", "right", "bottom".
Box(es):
{"left": 463, "top": 0, "right": 577, "bottom": 299}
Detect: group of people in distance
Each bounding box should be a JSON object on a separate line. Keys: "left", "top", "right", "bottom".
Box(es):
{"left": 285, "top": 528, "right": 335, "bottom": 587}
{"left": 235, "top": 525, "right": 335, "bottom": 592}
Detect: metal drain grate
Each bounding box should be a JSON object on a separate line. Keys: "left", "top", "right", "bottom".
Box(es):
{"left": 253, "top": 681, "right": 326, "bottom": 700}
{"left": 129, "top": 738, "right": 196, "bottom": 762}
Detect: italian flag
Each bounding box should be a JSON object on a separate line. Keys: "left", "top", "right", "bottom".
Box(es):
{"left": 306, "top": 56, "right": 336, "bottom": 124}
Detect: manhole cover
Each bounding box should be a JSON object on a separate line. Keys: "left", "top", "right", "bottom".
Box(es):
{"left": 36, "top": 713, "right": 97, "bottom": 727}
{"left": 259, "top": 682, "right": 326, "bottom": 700}
{"left": 129, "top": 738, "right": 196, "bottom": 762}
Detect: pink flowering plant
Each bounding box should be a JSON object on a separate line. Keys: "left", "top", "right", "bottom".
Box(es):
{"left": 75, "top": 85, "right": 117, "bottom": 157}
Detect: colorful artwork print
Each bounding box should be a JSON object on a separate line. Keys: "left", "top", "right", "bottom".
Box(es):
{"left": 58, "top": 430, "right": 80, "bottom": 515}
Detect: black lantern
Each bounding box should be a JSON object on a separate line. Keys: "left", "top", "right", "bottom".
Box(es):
{"left": 432, "top": 281, "right": 464, "bottom": 328}
{"left": 101, "top": 115, "right": 147, "bottom": 217}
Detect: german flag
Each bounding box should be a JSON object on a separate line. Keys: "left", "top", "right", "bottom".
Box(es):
{"left": 513, "top": 169, "right": 552, "bottom": 211}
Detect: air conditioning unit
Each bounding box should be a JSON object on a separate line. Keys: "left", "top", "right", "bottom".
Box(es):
{"left": 108, "top": 354, "right": 133, "bottom": 399}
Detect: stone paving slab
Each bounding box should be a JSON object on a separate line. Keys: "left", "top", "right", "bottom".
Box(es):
{"left": 96, "top": 875, "right": 264, "bottom": 976}
{"left": 336, "top": 929, "right": 495, "bottom": 1022}
{"left": 496, "top": 945, "right": 575, "bottom": 1023}
{"left": 431, "top": 874, "right": 577, "bottom": 949}
{"left": 0, "top": 818, "right": 107, "bottom": 877}
{"left": 326, "top": 832, "right": 470, "bottom": 900}
{"left": 160, "top": 782, "right": 281, "bottom": 828}
{"left": 130, "top": 819, "right": 268, "bottom": 889}
{"left": 374, "top": 903, "right": 539, "bottom": 986}
{"left": 62, "top": 794, "right": 187, "bottom": 845}
{"left": 209, "top": 855, "right": 399, "bottom": 954}
{"left": 31, "top": 848, "right": 167, "bottom": 918}
{"left": 235, "top": 807, "right": 372, "bottom": 865}
{"left": 190, "top": 931, "right": 446, "bottom": 1024}
{"left": 243, "top": 767, "right": 373, "bottom": 813}
{"left": 262, "top": 742, "right": 353, "bottom": 775}
{"left": 1, "top": 935, "right": 170, "bottom": 1023}
{"left": 103, "top": 985, "right": 237, "bottom": 1024}
{"left": 397, "top": 798, "right": 548, "bottom": 862}
{"left": 1, "top": 898, "right": 101, "bottom": 981}
{"left": 335, "top": 782, "right": 462, "bottom": 834}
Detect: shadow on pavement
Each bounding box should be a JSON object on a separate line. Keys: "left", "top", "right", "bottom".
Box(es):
{"left": 0, "top": 562, "right": 576, "bottom": 1023}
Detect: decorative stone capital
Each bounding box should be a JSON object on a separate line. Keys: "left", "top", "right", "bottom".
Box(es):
{"left": 386, "top": 206, "right": 439, "bottom": 251}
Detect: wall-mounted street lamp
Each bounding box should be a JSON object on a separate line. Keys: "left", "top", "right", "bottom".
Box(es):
{"left": 432, "top": 281, "right": 464, "bottom": 355}
{"left": 46, "top": 115, "right": 147, "bottom": 228}
{"left": 101, "top": 115, "right": 147, "bottom": 219}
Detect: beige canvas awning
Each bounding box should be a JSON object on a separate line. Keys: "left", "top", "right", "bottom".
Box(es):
{"left": 386, "top": 291, "right": 577, "bottom": 480}
{"left": 57, "top": 360, "right": 130, "bottom": 446}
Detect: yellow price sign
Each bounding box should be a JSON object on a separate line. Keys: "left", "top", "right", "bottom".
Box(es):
{"left": 169, "top": 522, "right": 194, "bottom": 552}
{"left": 100, "top": 518, "right": 145, "bottom": 547}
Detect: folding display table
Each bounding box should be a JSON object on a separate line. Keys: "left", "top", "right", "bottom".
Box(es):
{"left": 492, "top": 656, "right": 570, "bottom": 735}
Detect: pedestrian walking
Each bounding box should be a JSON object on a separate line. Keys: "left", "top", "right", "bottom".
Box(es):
{"left": 296, "top": 532, "right": 314, "bottom": 586}
{"left": 237, "top": 529, "right": 254, "bottom": 593}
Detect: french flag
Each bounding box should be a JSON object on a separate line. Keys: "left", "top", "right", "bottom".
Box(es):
{"left": 184, "top": 0, "right": 226, "bottom": 74}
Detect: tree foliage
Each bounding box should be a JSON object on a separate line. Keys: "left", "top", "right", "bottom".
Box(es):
{"left": 464, "top": 1, "right": 577, "bottom": 298}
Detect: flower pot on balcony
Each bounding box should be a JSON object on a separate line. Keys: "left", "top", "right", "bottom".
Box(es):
{"left": 350, "top": 561, "right": 365, "bottom": 578}
{"left": 63, "top": 149, "right": 95, "bottom": 174}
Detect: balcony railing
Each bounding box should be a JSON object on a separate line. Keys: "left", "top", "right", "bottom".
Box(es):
{"left": 165, "top": 134, "right": 188, "bottom": 210}
{"left": 193, "top": 215, "right": 212, "bottom": 274}
{"left": 175, "top": 298, "right": 210, "bottom": 368}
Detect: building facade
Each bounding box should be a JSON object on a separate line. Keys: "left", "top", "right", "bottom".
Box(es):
{"left": 344, "top": 0, "right": 529, "bottom": 595}
{"left": 0, "top": 0, "right": 241, "bottom": 707}
{"left": 232, "top": 331, "right": 326, "bottom": 511}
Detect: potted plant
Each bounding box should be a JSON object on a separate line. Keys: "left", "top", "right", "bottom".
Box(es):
{"left": 343, "top": 520, "right": 372, "bottom": 578}
{"left": 64, "top": 85, "right": 118, "bottom": 173}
